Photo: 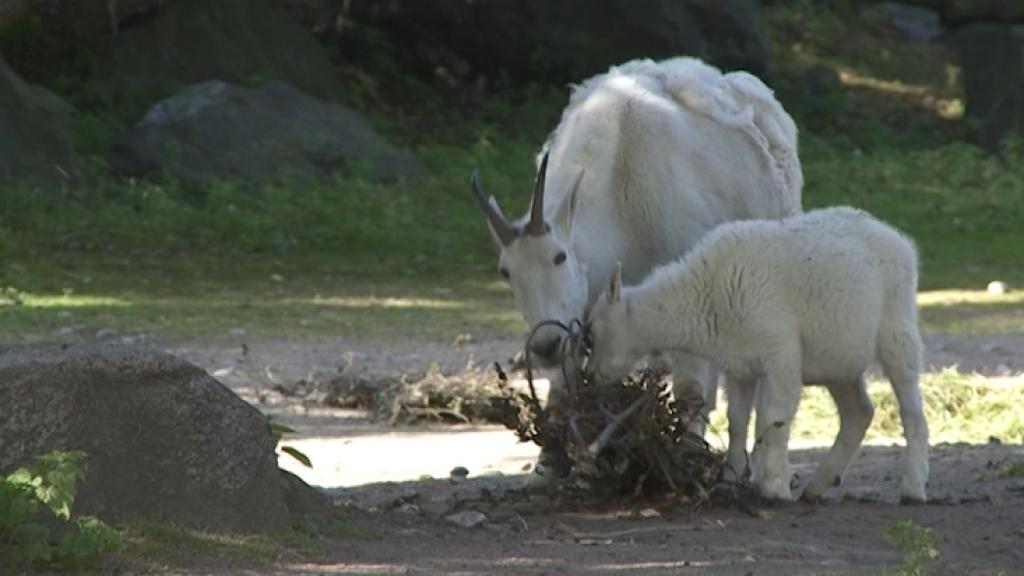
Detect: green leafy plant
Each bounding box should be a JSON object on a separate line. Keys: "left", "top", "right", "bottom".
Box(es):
{"left": 883, "top": 520, "right": 939, "bottom": 576}
{"left": 269, "top": 419, "right": 313, "bottom": 468}
{"left": 1, "top": 450, "right": 123, "bottom": 571}
{"left": 993, "top": 459, "right": 1024, "bottom": 480}
{"left": 0, "top": 286, "right": 24, "bottom": 306}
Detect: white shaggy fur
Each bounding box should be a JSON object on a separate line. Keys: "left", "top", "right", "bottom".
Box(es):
{"left": 587, "top": 207, "right": 929, "bottom": 502}
{"left": 478, "top": 57, "right": 802, "bottom": 425}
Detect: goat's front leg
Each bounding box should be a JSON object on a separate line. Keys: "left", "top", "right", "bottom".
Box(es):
{"left": 526, "top": 367, "right": 568, "bottom": 489}
{"left": 751, "top": 358, "right": 802, "bottom": 501}
{"left": 724, "top": 376, "right": 756, "bottom": 482}
{"left": 668, "top": 352, "right": 717, "bottom": 437}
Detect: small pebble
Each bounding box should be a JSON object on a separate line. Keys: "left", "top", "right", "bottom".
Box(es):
{"left": 445, "top": 510, "right": 487, "bottom": 528}
{"left": 395, "top": 503, "right": 420, "bottom": 515}
{"left": 450, "top": 466, "right": 470, "bottom": 483}
{"left": 987, "top": 281, "right": 1009, "bottom": 295}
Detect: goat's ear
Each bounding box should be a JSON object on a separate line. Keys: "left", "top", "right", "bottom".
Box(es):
{"left": 554, "top": 170, "right": 583, "bottom": 237}
{"left": 607, "top": 262, "right": 622, "bottom": 304}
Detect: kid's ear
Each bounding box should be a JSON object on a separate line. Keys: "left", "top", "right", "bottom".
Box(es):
{"left": 606, "top": 262, "right": 622, "bottom": 304}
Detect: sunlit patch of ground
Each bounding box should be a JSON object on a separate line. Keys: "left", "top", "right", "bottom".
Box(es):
{"left": 917, "top": 290, "right": 1024, "bottom": 334}
{"left": 2, "top": 285, "right": 1022, "bottom": 344}
{"left": 710, "top": 368, "right": 1024, "bottom": 453}
{"left": 0, "top": 276, "right": 523, "bottom": 342}
{"left": 275, "top": 418, "right": 539, "bottom": 488}
{"left": 836, "top": 68, "right": 964, "bottom": 120}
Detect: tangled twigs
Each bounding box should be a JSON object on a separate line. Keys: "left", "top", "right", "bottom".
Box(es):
{"left": 586, "top": 394, "right": 650, "bottom": 457}
{"left": 496, "top": 320, "right": 747, "bottom": 506}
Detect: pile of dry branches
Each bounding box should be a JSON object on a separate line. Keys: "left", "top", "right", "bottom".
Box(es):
{"left": 496, "top": 321, "right": 742, "bottom": 505}
{"left": 325, "top": 362, "right": 514, "bottom": 425}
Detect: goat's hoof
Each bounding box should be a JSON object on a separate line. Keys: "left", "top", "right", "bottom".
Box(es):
{"left": 757, "top": 477, "right": 793, "bottom": 503}
{"left": 523, "top": 466, "right": 559, "bottom": 492}
{"left": 899, "top": 481, "right": 927, "bottom": 505}
{"left": 899, "top": 494, "right": 927, "bottom": 506}
{"left": 760, "top": 496, "right": 797, "bottom": 508}
{"left": 800, "top": 490, "right": 825, "bottom": 505}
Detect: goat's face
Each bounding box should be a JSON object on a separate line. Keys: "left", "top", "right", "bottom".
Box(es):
{"left": 472, "top": 154, "right": 586, "bottom": 367}
{"left": 499, "top": 231, "right": 588, "bottom": 367}
{"left": 585, "top": 264, "right": 638, "bottom": 383}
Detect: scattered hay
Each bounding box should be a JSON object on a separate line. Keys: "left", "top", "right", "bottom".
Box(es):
{"left": 322, "top": 362, "right": 514, "bottom": 425}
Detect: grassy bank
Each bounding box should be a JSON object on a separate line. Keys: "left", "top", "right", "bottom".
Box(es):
{"left": 1, "top": 2, "right": 1022, "bottom": 343}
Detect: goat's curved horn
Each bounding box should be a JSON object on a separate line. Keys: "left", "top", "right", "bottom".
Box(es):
{"left": 526, "top": 152, "right": 549, "bottom": 236}
{"left": 471, "top": 169, "right": 516, "bottom": 246}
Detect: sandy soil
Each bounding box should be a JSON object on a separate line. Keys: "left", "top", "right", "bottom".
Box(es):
{"left": 155, "top": 333, "right": 1024, "bottom": 575}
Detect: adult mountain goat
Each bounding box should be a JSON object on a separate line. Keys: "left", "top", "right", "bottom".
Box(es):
{"left": 471, "top": 57, "right": 803, "bottom": 431}
{"left": 586, "top": 207, "right": 930, "bottom": 503}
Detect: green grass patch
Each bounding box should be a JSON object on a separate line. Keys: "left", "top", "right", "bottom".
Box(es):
{"left": 120, "top": 507, "right": 374, "bottom": 570}
{"left": 990, "top": 460, "right": 1024, "bottom": 480}
{"left": 122, "top": 521, "right": 286, "bottom": 566}
{"left": 800, "top": 139, "right": 1024, "bottom": 290}
{"left": 883, "top": 519, "right": 940, "bottom": 576}
{"left": 5, "top": 264, "right": 1019, "bottom": 341}
{"left": 0, "top": 253, "right": 521, "bottom": 341}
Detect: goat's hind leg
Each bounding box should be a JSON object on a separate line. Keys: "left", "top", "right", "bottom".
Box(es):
{"left": 802, "top": 376, "right": 874, "bottom": 502}
{"left": 879, "top": 324, "right": 929, "bottom": 503}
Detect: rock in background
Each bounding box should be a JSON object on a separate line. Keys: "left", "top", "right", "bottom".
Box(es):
{"left": 109, "top": 80, "right": 422, "bottom": 185}
{"left": 0, "top": 343, "right": 292, "bottom": 533}
{"left": 956, "top": 23, "right": 1024, "bottom": 150}
{"left": 0, "top": 0, "right": 775, "bottom": 189}
{"left": 95, "top": 0, "right": 347, "bottom": 123}
{"left": 0, "top": 54, "right": 76, "bottom": 187}
{"left": 340, "top": 0, "right": 770, "bottom": 85}
{"left": 871, "top": 0, "right": 1024, "bottom": 148}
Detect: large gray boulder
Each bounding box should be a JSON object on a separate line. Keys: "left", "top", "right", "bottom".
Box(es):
{"left": 860, "top": 1, "right": 1024, "bottom": 25}
{"left": 880, "top": 2, "right": 946, "bottom": 42}
{"left": 0, "top": 343, "right": 291, "bottom": 533}
{"left": 343, "top": 0, "right": 770, "bottom": 84}
{"left": 94, "top": 0, "right": 346, "bottom": 123}
{"left": 956, "top": 24, "right": 1024, "bottom": 149}
{"left": 109, "top": 80, "right": 422, "bottom": 185}
{"left": 0, "top": 54, "right": 76, "bottom": 187}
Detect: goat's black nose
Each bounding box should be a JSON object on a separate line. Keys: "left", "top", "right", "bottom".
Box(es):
{"left": 529, "top": 336, "right": 563, "bottom": 361}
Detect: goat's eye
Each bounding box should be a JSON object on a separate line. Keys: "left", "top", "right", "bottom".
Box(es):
{"left": 553, "top": 251, "right": 567, "bottom": 266}
{"left": 499, "top": 267, "right": 511, "bottom": 280}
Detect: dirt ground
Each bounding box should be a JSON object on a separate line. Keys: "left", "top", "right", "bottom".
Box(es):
{"left": 305, "top": 443, "right": 1024, "bottom": 576}
{"left": 158, "top": 333, "right": 1024, "bottom": 575}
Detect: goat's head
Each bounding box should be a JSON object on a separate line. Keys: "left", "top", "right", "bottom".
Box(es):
{"left": 584, "top": 262, "right": 638, "bottom": 383}
{"left": 471, "top": 153, "right": 586, "bottom": 367}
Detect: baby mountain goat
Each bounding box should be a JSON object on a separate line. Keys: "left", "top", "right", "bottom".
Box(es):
{"left": 586, "top": 207, "right": 929, "bottom": 502}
